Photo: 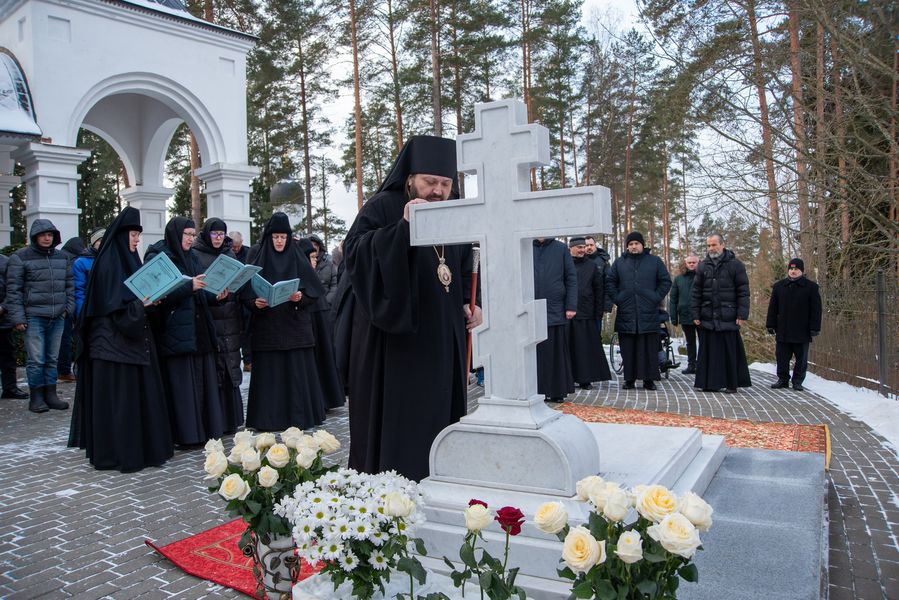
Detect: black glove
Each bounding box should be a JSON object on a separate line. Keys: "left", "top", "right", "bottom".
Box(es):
{"left": 810, "top": 330, "right": 819, "bottom": 337}
{"left": 767, "top": 328, "right": 775, "bottom": 335}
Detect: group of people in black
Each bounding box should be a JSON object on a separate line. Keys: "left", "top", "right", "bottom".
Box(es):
{"left": 68, "top": 208, "right": 343, "bottom": 473}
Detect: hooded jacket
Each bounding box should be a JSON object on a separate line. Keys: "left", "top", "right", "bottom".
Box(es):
{"left": 6, "top": 219, "right": 74, "bottom": 323}
{"left": 690, "top": 249, "right": 750, "bottom": 331}
{"left": 607, "top": 248, "right": 671, "bottom": 334}
{"left": 587, "top": 247, "right": 613, "bottom": 313}
{"left": 309, "top": 234, "right": 339, "bottom": 306}
{"left": 765, "top": 275, "right": 822, "bottom": 343}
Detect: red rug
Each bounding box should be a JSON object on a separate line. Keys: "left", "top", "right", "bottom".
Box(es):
{"left": 558, "top": 404, "right": 830, "bottom": 468}
{"left": 146, "top": 519, "right": 320, "bottom": 598}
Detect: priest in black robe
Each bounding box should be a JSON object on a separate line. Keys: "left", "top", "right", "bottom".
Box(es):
{"left": 68, "top": 207, "right": 173, "bottom": 472}
{"left": 533, "top": 237, "right": 577, "bottom": 401}
{"left": 568, "top": 237, "right": 612, "bottom": 388}
{"left": 336, "top": 135, "right": 481, "bottom": 482}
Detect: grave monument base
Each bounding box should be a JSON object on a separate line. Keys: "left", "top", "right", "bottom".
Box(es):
{"left": 418, "top": 422, "right": 727, "bottom": 600}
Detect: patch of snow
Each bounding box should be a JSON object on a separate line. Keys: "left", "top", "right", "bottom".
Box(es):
{"left": 0, "top": 437, "right": 67, "bottom": 458}
{"left": 54, "top": 489, "right": 78, "bottom": 497}
{"left": 750, "top": 362, "right": 899, "bottom": 459}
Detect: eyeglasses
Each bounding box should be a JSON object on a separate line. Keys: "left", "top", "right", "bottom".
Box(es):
{"left": 210, "top": 231, "right": 226, "bottom": 238}
{"left": 183, "top": 232, "right": 198, "bottom": 238}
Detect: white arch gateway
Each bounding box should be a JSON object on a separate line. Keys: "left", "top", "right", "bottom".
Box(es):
{"left": 0, "top": 0, "right": 259, "bottom": 247}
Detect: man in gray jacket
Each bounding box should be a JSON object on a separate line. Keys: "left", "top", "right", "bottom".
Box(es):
{"left": 6, "top": 219, "right": 74, "bottom": 412}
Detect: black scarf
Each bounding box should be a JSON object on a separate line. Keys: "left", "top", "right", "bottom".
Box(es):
{"left": 81, "top": 207, "right": 144, "bottom": 318}
{"left": 253, "top": 213, "right": 325, "bottom": 298}
{"left": 163, "top": 216, "right": 196, "bottom": 275}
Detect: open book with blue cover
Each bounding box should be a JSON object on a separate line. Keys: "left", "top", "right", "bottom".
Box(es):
{"left": 124, "top": 252, "right": 192, "bottom": 303}
{"left": 200, "top": 254, "right": 262, "bottom": 296}
{"left": 250, "top": 274, "right": 300, "bottom": 308}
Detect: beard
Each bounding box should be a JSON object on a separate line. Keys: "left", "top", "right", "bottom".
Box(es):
{"left": 407, "top": 181, "right": 449, "bottom": 202}
{"left": 708, "top": 251, "right": 722, "bottom": 258}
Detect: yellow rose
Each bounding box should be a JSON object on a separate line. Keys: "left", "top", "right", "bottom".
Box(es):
{"left": 615, "top": 531, "right": 643, "bottom": 564}
{"left": 258, "top": 466, "right": 279, "bottom": 488}
{"left": 636, "top": 484, "right": 678, "bottom": 523}
{"left": 647, "top": 513, "right": 702, "bottom": 559}
{"left": 265, "top": 443, "right": 291, "bottom": 468}
{"left": 575, "top": 475, "right": 605, "bottom": 501}
{"left": 203, "top": 450, "right": 229, "bottom": 479}
{"left": 296, "top": 447, "right": 317, "bottom": 469}
{"left": 678, "top": 492, "right": 713, "bottom": 532}
{"left": 228, "top": 442, "right": 251, "bottom": 465}
{"left": 240, "top": 448, "right": 262, "bottom": 472}
{"left": 562, "top": 526, "right": 605, "bottom": 573}
{"left": 463, "top": 504, "right": 493, "bottom": 533}
{"left": 218, "top": 473, "right": 251, "bottom": 501}
{"left": 312, "top": 430, "right": 341, "bottom": 454}
{"left": 233, "top": 431, "right": 255, "bottom": 447}
{"left": 255, "top": 432, "right": 277, "bottom": 450}
{"left": 602, "top": 487, "right": 630, "bottom": 523}
{"left": 384, "top": 492, "right": 415, "bottom": 517}
{"left": 534, "top": 501, "right": 568, "bottom": 534}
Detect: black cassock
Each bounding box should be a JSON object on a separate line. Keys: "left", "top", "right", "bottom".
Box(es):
{"left": 342, "top": 190, "right": 472, "bottom": 481}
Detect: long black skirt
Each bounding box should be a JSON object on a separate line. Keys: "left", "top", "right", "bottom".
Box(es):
{"left": 569, "top": 319, "right": 612, "bottom": 383}
{"left": 537, "top": 323, "right": 574, "bottom": 398}
{"left": 694, "top": 329, "right": 752, "bottom": 390}
{"left": 311, "top": 308, "right": 345, "bottom": 410}
{"left": 619, "top": 332, "right": 661, "bottom": 382}
{"left": 247, "top": 347, "right": 326, "bottom": 431}
{"left": 162, "top": 353, "right": 227, "bottom": 446}
{"left": 72, "top": 357, "right": 173, "bottom": 473}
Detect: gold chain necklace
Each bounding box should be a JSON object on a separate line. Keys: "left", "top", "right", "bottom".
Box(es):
{"left": 433, "top": 245, "right": 452, "bottom": 292}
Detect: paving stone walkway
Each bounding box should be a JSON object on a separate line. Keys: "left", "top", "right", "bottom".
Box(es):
{"left": 0, "top": 367, "right": 896, "bottom": 599}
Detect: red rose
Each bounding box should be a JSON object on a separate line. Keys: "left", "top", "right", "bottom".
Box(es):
{"left": 495, "top": 506, "right": 525, "bottom": 536}
{"left": 469, "top": 499, "right": 488, "bottom": 508}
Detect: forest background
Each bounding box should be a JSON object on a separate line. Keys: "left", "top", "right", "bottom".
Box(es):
{"left": 7, "top": 0, "right": 898, "bottom": 385}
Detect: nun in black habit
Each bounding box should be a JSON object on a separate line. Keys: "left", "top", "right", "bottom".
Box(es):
{"left": 242, "top": 213, "right": 327, "bottom": 431}
{"left": 335, "top": 135, "right": 479, "bottom": 482}
{"left": 192, "top": 218, "right": 245, "bottom": 432}
{"left": 145, "top": 217, "right": 227, "bottom": 446}
{"left": 67, "top": 207, "right": 174, "bottom": 472}
{"left": 298, "top": 238, "right": 345, "bottom": 411}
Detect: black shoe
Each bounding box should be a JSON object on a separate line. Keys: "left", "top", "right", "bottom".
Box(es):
{"left": 546, "top": 397, "right": 565, "bottom": 403}
{"left": 1, "top": 387, "right": 28, "bottom": 399}
{"left": 643, "top": 380, "right": 657, "bottom": 391}
{"left": 28, "top": 387, "right": 49, "bottom": 413}
{"left": 724, "top": 388, "right": 737, "bottom": 394}
{"left": 770, "top": 380, "right": 789, "bottom": 389}
{"left": 681, "top": 366, "right": 695, "bottom": 375}
{"left": 622, "top": 381, "right": 635, "bottom": 389}
{"left": 44, "top": 384, "right": 69, "bottom": 410}
{"left": 578, "top": 383, "right": 593, "bottom": 390}
{"left": 793, "top": 383, "right": 805, "bottom": 392}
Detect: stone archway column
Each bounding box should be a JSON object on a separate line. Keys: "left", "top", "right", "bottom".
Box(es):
{"left": 195, "top": 163, "right": 260, "bottom": 244}
{"left": 121, "top": 185, "right": 173, "bottom": 253}
{"left": 10, "top": 143, "right": 91, "bottom": 242}
{"left": 0, "top": 149, "right": 18, "bottom": 247}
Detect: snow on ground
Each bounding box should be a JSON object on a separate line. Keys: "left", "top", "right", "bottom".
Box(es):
{"left": 750, "top": 362, "right": 899, "bottom": 459}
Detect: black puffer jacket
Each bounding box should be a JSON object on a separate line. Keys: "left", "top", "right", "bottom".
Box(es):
{"left": 690, "top": 250, "right": 750, "bottom": 331}
{"left": 572, "top": 255, "right": 604, "bottom": 320}
{"left": 6, "top": 219, "right": 74, "bottom": 323}
{"left": 587, "top": 248, "right": 613, "bottom": 313}
{"left": 193, "top": 236, "right": 244, "bottom": 385}
{"left": 533, "top": 238, "right": 578, "bottom": 326}
{"left": 607, "top": 249, "right": 671, "bottom": 334}
{"left": 765, "top": 276, "right": 822, "bottom": 344}
{"left": 0, "top": 255, "right": 12, "bottom": 329}
{"left": 144, "top": 241, "right": 217, "bottom": 357}
{"left": 316, "top": 253, "right": 339, "bottom": 306}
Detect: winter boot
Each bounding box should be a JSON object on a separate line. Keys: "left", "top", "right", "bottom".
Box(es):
{"left": 0, "top": 369, "right": 27, "bottom": 399}
{"left": 28, "top": 387, "right": 49, "bottom": 413}
{"left": 43, "top": 384, "right": 69, "bottom": 410}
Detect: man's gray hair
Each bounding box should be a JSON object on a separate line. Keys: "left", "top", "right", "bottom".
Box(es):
{"left": 707, "top": 233, "right": 725, "bottom": 245}
{"left": 229, "top": 231, "right": 243, "bottom": 242}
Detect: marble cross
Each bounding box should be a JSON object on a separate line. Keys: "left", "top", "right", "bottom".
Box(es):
{"left": 409, "top": 99, "right": 611, "bottom": 405}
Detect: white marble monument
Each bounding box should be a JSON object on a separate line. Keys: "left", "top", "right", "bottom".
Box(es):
{"left": 408, "top": 100, "right": 726, "bottom": 599}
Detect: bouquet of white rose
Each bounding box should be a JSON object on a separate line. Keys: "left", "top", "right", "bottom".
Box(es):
{"left": 536, "top": 476, "right": 713, "bottom": 600}
{"left": 275, "top": 468, "right": 429, "bottom": 600}
{"left": 203, "top": 427, "right": 340, "bottom": 543}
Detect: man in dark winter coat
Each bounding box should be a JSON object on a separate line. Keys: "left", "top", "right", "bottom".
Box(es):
{"left": 57, "top": 236, "right": 88, "bottom": 383}
{"left": 690, "top": 234, "right": 752, "bottom": 392}
{"left": 6, "top": 219, "right": 74, "bottom": 412}
{"left": 607, "top": 231, "right": 671, "bottom": 390}
{"left": 669, "top": 255, "right": 699, "bottom": 374}
{"left": 584, "top": 236, "right": 612, "bottom": 326}
{"left": 765, "top": 258, "right": 822, "bottom": 391}
{"left": 568, "top": 237, "right": 611, "bottom": 389}
{"left": 309, "top": 234, "right": 339, "bottom": 306}
{"left": 533, "top": 237, "right": 577, "bottom": 401}
{"left": 0, "top": 255, "right": 27, "bottom": 400}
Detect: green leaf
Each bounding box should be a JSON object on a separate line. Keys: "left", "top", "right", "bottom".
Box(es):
{"left": 636, "top": 579, "right": 657, "bottom": 595}
{"left": 574, "top": 581, "right": 595, "bottom": 598}
{"left": 678, "top": 563, "right": 699, "bottom": 582}
{"left": 414, "top": 537, "right": 428, "bottom": 556}
{"left": 479, "top": 570, "right": 493, "bottom": 590}
{"left": 643, "top": 547, "right": 667, "bottom": 563}
{"left": 459, "top": 542, "right": 477, "bottom": 569}
{"left": 442, "top": 556, "right": 456, "bottom": 571}
{"left": 396, "top": 556, "right": 427, "bottom": 584}
{"left": 245, "top": 500, "right": 262, "bottom": 516}
{"left": 594, "top": 580, "right": 617, "bottom": 600}
{"left": 557, "top": 566, "right": 576, "bottom": 580}
{"left": 588, "top": 512, "right": 609, "bottom": 540}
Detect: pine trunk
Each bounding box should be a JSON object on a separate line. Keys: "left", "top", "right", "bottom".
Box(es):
{"left": 682, "top": 156, "right": 689, "bottom": 256}
{"left": 814, "top": 20, "right": 827, "bottom": 283}
{"left": 662, "top": 148, "right": 671, "bottom": 272}
{"left": 189, "top": 132, "right": 201, "bottom": 225}
{"left": 349, "top": 0, "right": 364, "bottom": 210}
{"left": 570, "top": 112, "right": 579, "bottom": 187}
{"left": 747, "top": 0, "right": 784, "bottom": 257}
{"left": 788, "top": 2, "right": 812, "bottom": 272}
{"left": 520, "top": 0, "right": 536, "bottom": 190}
{"left": 829, "top": 33, "right": 849, "bottom": 278}
{"left": 429, "top": 0, "right": 442, "bottom": 135}
{"left": 297, "top": 38, "right": 313, "bottom": 234}
{"left": 623, "top": 69, "right": 636, "bottom": 232}
{"left": 891, "top": 44, "right": 899, "bottom": 277}
{"left": 387, "top": 0, "right": 404, "bottom": 152}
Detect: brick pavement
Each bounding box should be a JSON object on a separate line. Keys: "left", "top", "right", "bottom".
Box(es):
{"left": 0, "top": 368, "right": 896, "bottom": 599}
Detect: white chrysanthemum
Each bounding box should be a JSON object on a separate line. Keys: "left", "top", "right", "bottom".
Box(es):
{"left": 339, "top": 551, "right": 358, "bottom": 572}
{"left": 310, "top": 507, "right": 331, "bottom": 524}
{"left": 308, "top": 492, "right": 326, "bottom": 506}
{"left": 327, "top": 517, "right": 352, "bottom": 540}
{"left": 351, "top": 519, "right": 373, "bottom": 540}
{"left": 320, "top": 538, "right": 344, "bottom": 560}
{"left": 369, "top": 530, "right": 387, "bottom": 547}
{"left": 368, "top": 550, "right": 388, "bottom": 570}
{"left": 294, "top": 521, "right": 316, "bottom": 542}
